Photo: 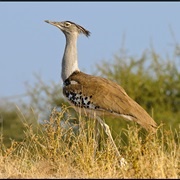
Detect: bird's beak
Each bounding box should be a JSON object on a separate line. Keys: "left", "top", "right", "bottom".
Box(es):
{"left": 44, "top": 20, "right": 61, "bottom": 28}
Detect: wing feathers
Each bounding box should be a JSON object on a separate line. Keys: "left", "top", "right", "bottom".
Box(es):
{"left": 63, "top": 71, "right": 157, "bottom": 132}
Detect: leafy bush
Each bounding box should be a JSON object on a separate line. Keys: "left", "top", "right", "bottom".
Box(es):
{"left": 95, "top": 47, "right": 180, "bottom": 133}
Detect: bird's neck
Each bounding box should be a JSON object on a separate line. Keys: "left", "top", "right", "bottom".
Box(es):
{"left": 61, "top": 34, "right": 80, "bottom": 82}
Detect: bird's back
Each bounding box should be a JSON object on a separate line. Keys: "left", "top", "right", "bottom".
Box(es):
{"left": 63, "top": 71, "right": 157, "bottom": 133}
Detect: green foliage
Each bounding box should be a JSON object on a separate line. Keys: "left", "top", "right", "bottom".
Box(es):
{"left": 95, "top": 47, "right": 180, "bottom": 134}
{"left": 0, "top": 103, "right": 39, "bottom": 147}
{"left": 24, "top": 74, "right": 77, "bottom": 121}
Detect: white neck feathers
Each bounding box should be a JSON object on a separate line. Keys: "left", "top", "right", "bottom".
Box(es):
{"left": 61, "top": 33, "right": 80, "bottom": 81}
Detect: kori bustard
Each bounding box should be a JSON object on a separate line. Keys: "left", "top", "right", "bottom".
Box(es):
{"left": 45, "top": 20, "right": 157, "bottom": 166}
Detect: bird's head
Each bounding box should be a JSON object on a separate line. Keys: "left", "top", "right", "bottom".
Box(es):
{"left": 44, "top": 20, "right": 90, "bottom": 37}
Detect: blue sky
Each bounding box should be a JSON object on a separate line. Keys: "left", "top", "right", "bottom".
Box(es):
{"left": 0, "top": 2, "right": 180, "bottom": 103}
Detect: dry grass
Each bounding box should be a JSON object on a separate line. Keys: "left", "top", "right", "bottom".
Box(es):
{"left": 0, "top": 106, "right": 179, "bottom": 178}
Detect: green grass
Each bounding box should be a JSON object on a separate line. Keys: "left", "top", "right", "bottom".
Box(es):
{"left": 0, "top": 106, "right": 179, "bottom": 178}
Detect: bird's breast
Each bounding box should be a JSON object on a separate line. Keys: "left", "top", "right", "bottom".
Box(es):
{"left": 63, "top": 88, "right": 100, "bottom": 110}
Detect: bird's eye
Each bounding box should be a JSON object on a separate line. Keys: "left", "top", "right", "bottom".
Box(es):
{"left": 64, "top": 22, "right": 71, "bottom": 27}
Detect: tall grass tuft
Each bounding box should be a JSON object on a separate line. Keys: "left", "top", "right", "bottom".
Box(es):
{"left": 0, "top": 105, "right": 179, "bottom": 178}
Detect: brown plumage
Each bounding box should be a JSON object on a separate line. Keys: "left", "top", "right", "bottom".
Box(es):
{"left": 63, "top": 70, "right": 157, "bottom": 133}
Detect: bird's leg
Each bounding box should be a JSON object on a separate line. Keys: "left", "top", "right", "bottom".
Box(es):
{"left": 96, "top": 116, "right": 127, "bottom": 167}
{"left": 93, "top": 117, "right": 100, "bottom": 159}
